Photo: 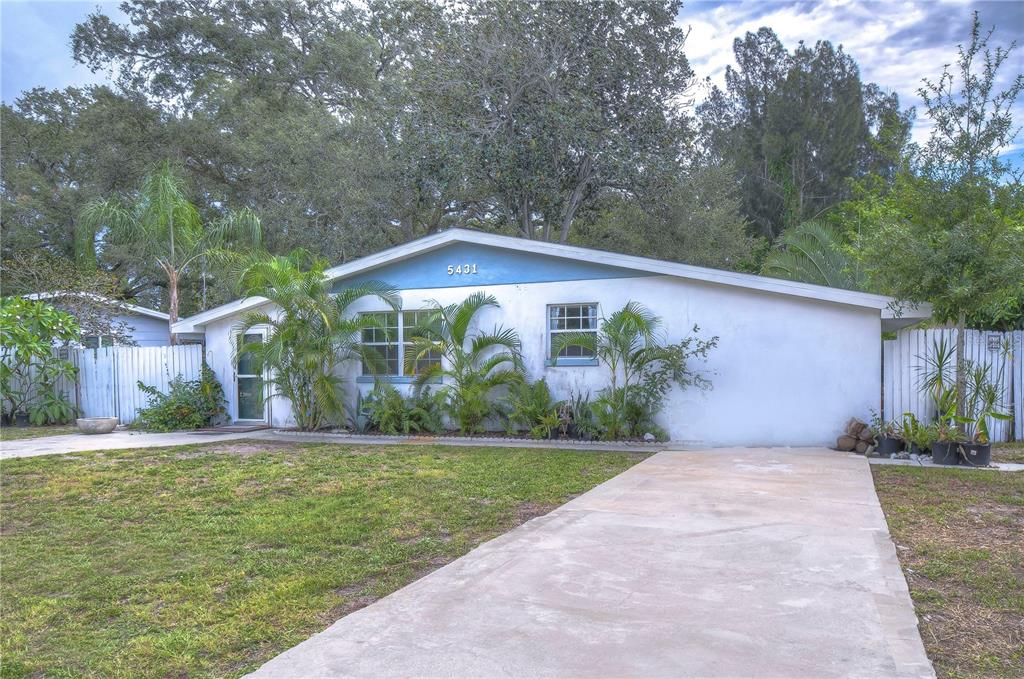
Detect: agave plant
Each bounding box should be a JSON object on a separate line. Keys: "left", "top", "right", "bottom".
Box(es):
{"left": 232, "top": 250, "right": 400, "bottom": 431}
{"left": 404, "top": 292, "right": 523, "bottom": 433}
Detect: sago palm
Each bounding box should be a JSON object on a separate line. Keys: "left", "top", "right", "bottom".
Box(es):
{"left": 404, "top": 291, "right": 523, "bottom": 433}
{"left": 232, "top": 250, "right": 400, "bottom": 431}
{"left": 80, "top": 160, "right": 262, "bottom": 343}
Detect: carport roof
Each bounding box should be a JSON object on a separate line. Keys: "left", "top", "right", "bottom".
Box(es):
{"left": 172, "top": 228, "right": 931, "bottom": 333}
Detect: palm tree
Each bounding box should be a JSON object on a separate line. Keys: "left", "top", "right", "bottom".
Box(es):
{"left": 761, "top": 221, "right": 865, "bottom": 290}
{"left": 553, "top": 302, "right": 716, "bottom": 439}
{"left": 404, "top": 292, "right": 523, "bottom": 433}
{"left": 80, "top": 161, "right": 262, "bottom": 343}
{"left": 233, "top": 250, "right": 400, "bottom": 431}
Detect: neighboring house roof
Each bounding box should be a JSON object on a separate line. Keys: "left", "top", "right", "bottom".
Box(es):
{"left": 23, "top": 292, "right": 169, "bottom": 321}
{"left": 172, "top": 228, "right": 931, "bottom": 333}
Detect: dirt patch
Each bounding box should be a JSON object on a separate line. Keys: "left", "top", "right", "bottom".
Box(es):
{"left": 172, "top": 440, "right": 299, "bottom": 459}
{"left": 516, "top": 500, "right": 559, "bottom": 524}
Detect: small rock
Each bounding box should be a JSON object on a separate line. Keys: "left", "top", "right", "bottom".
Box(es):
{"left": 643, "top": 432, "right": 656, "bottom": 442}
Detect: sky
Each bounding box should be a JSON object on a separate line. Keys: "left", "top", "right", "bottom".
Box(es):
{"left": 2, "top": 0, "right": 1023, "bottom": 165}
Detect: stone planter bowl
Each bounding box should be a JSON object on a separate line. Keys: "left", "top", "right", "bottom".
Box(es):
{"left": 77, "top": 417, "right": 119, "bottom": 435}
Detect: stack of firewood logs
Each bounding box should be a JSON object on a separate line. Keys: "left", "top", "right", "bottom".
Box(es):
{"left": 836, "top": 418, "right": 874, "bottom": 454}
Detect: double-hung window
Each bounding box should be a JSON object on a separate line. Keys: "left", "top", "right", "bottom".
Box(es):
{"left": 361, "top": 312, "right": 400, "bottom": 376}
{"left": 360, "top": 310, "right": 442, "bottom": 379}
{"left": 402, "top": 310, "right": 442, "bottom": 376}
{"left": 548, "top": 303, "right": 598, "bottom": 365}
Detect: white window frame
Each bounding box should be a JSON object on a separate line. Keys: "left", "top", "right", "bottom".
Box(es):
{"left": 546, "top": 303, "right": 599, "bottom": 366}
{"left": 358, "top": 310, "right": 442, "bottom": 382}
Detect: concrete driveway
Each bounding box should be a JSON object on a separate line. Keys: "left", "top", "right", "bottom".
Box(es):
{"left": 247, "top": 448, "right": 933, "bottom": 678}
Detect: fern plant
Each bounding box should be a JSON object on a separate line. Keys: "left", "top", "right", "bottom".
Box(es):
{"left": 364, "top": 383, "right": 445, "bottom": 435}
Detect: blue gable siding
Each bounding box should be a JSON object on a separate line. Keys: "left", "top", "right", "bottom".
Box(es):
{"left": 331, "top": 242, "right": 654, "bottom": 292}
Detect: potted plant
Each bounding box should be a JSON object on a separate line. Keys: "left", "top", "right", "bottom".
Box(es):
{"left": 929, "top": 420, "right": 965, "bottom": 466}
{"left": 956, "top": 375, "right": 1011, "bottom": 467}
{"left": 869, "top": 410, "right": 903, "bottom": 456}
{"left": 899, "top": 412, "right": 930, "bottom": 456}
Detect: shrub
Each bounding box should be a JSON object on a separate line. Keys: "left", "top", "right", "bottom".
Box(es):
{"left": 363, "top": 383, "right": 445, "bottom": 435}
{"left": 406, "top": 292, "right": 523, "bottom": 434}
{"left": 0, "top": 298, "right": 79, "bottom": 424}
{"left": 553, "top": 302, "right": 717, "bottom": 441}
{"left": 133, "top": 365, "right": 226, "bottom": 432}
{"left": 506, "top": 378, "right": 561, "bottom": 439}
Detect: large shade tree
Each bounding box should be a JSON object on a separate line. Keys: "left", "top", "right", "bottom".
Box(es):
{"left": 699, "top": 28, "right": 913, "bottom": 239}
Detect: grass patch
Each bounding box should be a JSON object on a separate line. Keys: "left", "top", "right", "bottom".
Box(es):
{"left": 873, "top": 466, "right": 1024, "bottom": 678}
{"left": 0, "top": 440, "right": 644, "bottom": 678}
{"left": 992, "top": 441, "right": 1024, "bottom": 465}
{"left": 0, "top": 424, "right": 78, "bottom": 441}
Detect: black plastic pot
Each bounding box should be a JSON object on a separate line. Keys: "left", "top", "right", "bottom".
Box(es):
{"left": 909, "top": 443, "right": 929, "bottom": 456}
{"left": 960, "top": 443, "right": 992, "bottom": 467}
{"left": 876, "top": 436, "right": 903, "bottom": 456}
{"left": 14, "top": 412, "right": 30, "bottom": 427}
{"left": 931, "top": 441, "right": 960, "bottom": 466}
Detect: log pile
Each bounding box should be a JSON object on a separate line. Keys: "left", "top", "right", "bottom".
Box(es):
{"left": 836, "top": 418, "right": 875, "bottom": 454}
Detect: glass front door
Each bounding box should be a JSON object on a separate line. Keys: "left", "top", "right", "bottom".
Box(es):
{"left": 237, "top": 332, "right": 265, "bottom": 421}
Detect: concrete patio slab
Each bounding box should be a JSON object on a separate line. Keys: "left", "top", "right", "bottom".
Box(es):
{"left": 247, "top": 447, "right": 933, "bottom": 679}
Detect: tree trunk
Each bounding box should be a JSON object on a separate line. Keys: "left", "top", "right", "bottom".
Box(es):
{"left": 955, "top": 310, "right": 966, "bottom": 431}
{"left": 168, "top": 268, "right": 180, "bottom": 346}
{"left": 559, "top": 156, "right": 594, "bottom": 244}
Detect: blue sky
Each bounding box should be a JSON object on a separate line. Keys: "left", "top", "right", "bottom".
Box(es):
{"left": 3, "top": 0, "right": 1022, "bottom": 165}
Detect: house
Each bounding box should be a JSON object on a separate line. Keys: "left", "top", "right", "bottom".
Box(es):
{"left": 172, "top": 229, "right": 930, "bottom": 446}
{"left": 25, "top": 292, "right": 172, "bottom": 347}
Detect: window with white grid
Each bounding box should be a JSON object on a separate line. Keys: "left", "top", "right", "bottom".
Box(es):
{"left": 548, "top": 304, "right": 598, "bottom": 361}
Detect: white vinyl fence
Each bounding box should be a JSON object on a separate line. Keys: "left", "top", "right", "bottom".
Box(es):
{"left": 72, "top": 345, "right": 205, "bottom": 423}
{"left": 883, "top": 329, "right": 1022, "bottom": 442}
{"left": 2, "top": 345, "right": 204, "bottom": 425}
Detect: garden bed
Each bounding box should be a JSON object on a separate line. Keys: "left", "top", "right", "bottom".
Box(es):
{"left": 277, "top": 428, "right": 666, "bottom": 445}
{"left": 0, "top": 439, "right": 646, "bottom": 677}
{"left": 873, "top": 465, "right": 1024, "bottom": 678}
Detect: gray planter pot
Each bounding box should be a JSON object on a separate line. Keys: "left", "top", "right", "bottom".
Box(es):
{"left": 77, "top": 417, "right": 119, "bottom": 435}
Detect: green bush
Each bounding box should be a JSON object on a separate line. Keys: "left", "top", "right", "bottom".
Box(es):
{"left": 363, "top": 383, "right": 445, "bottom": 435}
{"left": 0, "top": 298, "right": 80, "bottom": 425}
{"left": 506, "top": 378, "right": 561, "bottom": 439}
{"left": 133, "top": 365, "right": 226, "bottom": 432}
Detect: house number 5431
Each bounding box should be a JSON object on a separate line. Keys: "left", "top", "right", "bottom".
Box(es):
{"left": 446, "top": 263, "right": 478, "bottom": 275}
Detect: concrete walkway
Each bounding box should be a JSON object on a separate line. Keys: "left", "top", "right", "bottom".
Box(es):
{"left": 0, "top": 429, "right": 274, "bottom": 459}
{"left": 247, "top": 448, "right": 933, "bottom": 679}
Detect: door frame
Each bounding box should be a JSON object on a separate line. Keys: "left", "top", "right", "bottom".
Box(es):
{"left": 235, "top": 326, "right": 270, "bottom": 424}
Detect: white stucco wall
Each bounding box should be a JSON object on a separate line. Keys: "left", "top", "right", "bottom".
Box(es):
{"left": 201, "top": 275, "right": 881, "bottom": 446}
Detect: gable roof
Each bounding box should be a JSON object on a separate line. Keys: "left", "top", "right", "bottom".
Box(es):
{"left": 24, "top": 292, "right": 169, "bottom": 321}
{"left": 173, "top": 228, "right": 930, "bottom": 333}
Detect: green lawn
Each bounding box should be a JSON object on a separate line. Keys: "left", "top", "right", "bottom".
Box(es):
{"left": 0, "top": 440, "right": 645, "bottom": 678}
{"left": 992, "top": 441, "right": 1024, "bottom": 464}
{"left": 0, "top": 424, "right": 78, "bottom": 441}
{"left": 873, "top": 466, "right": 1024, "bottom": 678}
